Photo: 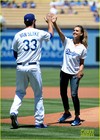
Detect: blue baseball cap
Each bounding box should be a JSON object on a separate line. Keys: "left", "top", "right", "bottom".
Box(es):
{"left": 24, "top": 13, "right": 36, "bottom": 22}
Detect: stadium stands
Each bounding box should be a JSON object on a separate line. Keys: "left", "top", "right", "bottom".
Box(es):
{"left": 1, "top": 1, "right": 99, "bottom": 28}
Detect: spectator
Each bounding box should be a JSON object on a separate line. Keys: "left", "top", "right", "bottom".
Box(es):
{"left": 1, "top": 0, "right": 19, "bottom": 8}
{"left": 29, "top": 1, "right": 36, "bottom": 8}
{"left": 76, "top": 0, "right": 82, "bottom": 6}
{"left": 7, "top": 2, "right": 12, "bottom": 7}
{"left": 0, "top": 14, "right": 6, "bottom": 31}
{"left": 70, "top": 0, "right": 76, "bottom": 6}
{"left": 11, "top": 1, "right": 20, "bottom": 8}
{"left": 90, "top": 1, "right": 97, "bottom": 12}
{"left": 67, "top": 4, "right": 78, "bottom": 14}
{"left": 93, "top": 10, "right": 100, "bottom": 22}
{"left": 21, "top": 1, "right": 28, "bottom": 8}
{"left": 1, "top": 0, "right": 11, "bottom": 7}
{"left": 67, "top": 5, "right": 74, "bottom": 14}
{"left": 1, "top": 0, "right": 7, "bottom": 7}
{"left": 63, "top": 0, "right": 69, "bottom": 7}
{"left": 82, "top": 0, "right": 88, "bottom": 6}
{"left": 60, "top": 8, "right": 65, "bottom": 14}
{"left": 50, "top": 5, "right": 58, "bottom": 14}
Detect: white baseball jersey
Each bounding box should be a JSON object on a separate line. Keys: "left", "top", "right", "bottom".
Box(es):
{"left": 10, "top": 27, "right": 52, "bottom": 125}
{"left": 61, "top": 37, "right": 87, "bottom": 74}
{"left": 12, "top": 28, "right": 51, "bottom": 64}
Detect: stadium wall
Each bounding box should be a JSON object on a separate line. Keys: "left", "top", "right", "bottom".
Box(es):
{"left": 1, "top": 27, "right": 99, "bottom": 67}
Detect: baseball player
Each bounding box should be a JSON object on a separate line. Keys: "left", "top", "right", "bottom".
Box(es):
{"left": 10, "top": 13, "right": 54, "bottom": 128}
{"left": 51, "top": 15, "right": 87, "bottom": 126}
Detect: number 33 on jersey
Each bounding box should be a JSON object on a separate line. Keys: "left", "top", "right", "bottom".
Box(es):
{"left": 12, "top": 28, "right": 51, "bottom": 63}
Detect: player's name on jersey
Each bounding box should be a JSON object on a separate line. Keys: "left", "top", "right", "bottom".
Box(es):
{"left": 20, "top": 32, "right": 39, "bottom": 38}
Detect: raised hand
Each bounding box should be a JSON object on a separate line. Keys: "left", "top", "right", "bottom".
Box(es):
{"left": 51, "top": 14, "right": 57, "bottom": 23}
{"left": 44, "top": 13, "right": 53, "bottom": 23}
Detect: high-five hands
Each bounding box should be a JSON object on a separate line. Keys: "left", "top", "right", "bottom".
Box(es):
{"left": 45, "top": 13, "right": 57, "bottom": 23}
{"left": 44, "top": 13, "right": 53, "bottom": 23}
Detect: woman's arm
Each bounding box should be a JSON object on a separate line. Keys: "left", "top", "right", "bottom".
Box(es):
{"left": 77, "top": 59, "right": 84, "bottom": 79}
{"left": 52, "top": 15, "right": 65, "bottom": 43}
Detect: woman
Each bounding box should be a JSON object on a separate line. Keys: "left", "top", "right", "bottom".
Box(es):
{"left": 51, "top": 15, "right": 88, "bottom": 126}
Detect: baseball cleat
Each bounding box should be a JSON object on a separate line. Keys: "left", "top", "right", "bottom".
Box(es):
{"left": 35, "top": 123, "right": 47, "bottom": 128}
{"left": 71, "top": 117, "right": 81, "bottom": 126}
{"left": 10, "top": 113, "right": 18, "bottom": 129}
{"left": 58, "top": 112, "right": 72, "bottom": 123}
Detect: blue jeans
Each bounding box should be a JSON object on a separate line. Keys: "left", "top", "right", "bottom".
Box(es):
{"left": 60, "top": 70, "right": 80, "bottom": 116}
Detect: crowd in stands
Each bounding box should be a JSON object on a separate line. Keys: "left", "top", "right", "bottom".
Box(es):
{"left": 1, "top": 0, "right": 36, "bottom": 8}
{"left": 89, "top": 1, "right": 100, "bottom": 22}
{"left": 49, "top": 0, "right": 88, "bottom": 15}
{"left": 50, "top": 0, "right": 100, "bottom": 22}
{"left": 50, "top": 0, "right": 89, "bottom": 7}
{"left": 1, "top": 0, "right": 100, "bottom": 22}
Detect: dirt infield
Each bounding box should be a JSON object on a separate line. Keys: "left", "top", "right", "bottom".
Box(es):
{"left": 1, "top": 86, "right": 100, "bottom": 128}
{"left": 1, "top": 87, "right": 99, "bottom": 99}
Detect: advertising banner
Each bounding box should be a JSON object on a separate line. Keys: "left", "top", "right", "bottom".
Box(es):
{"left": 1, "top": 29, "right": 99, "bottom": 67}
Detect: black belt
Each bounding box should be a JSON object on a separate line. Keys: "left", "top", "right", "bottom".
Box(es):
{"left": 17, "top": 62, "right": 37, "bottom": 65}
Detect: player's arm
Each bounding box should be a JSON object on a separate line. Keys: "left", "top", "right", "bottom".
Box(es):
{"left": 48, "top": 19, "right": 54, "bottom": 38}
{"left": 12, "top": 36, "right": 18, "bottom": 59}
{"left": 52, "top": 15, "right": 65, "bottom": 43}
{"left": 45, "top": 14, "right": 54, "bottom": 37}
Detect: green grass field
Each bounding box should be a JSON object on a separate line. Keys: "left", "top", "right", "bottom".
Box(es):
{"left": 1, "top": 67, "right": 100, "bottom": 140}
{"left": 1, "top": 67, "right": 99, "bottom": 87}
{"left": 1, "top": 98, "right": 99, "bottom": 139}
